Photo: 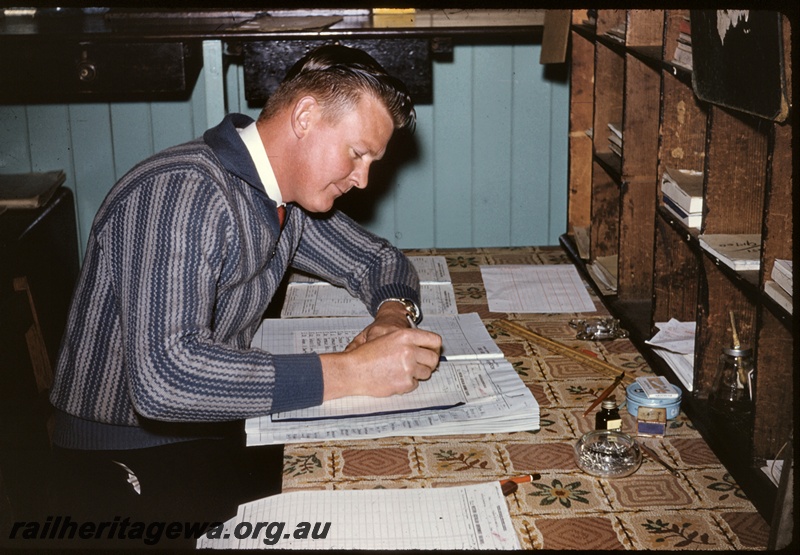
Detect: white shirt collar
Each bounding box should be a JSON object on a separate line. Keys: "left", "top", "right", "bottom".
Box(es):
{"left": 237, "top": 121, "right": 284, "bottom": 206}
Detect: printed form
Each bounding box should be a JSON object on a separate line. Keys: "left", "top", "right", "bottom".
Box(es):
{"left": 197, "top": 482, "right": 521, "bottom": 550}
{"left": 251, "top": 313, "right": 504, "bottom": 361}
{"left": 287, "top": 256, "right": 452, "bottom": 284}
{"left": 270, "top": 363, "right": 467, "bottom": 421}
{"left": 282, "top": 256, "right": 455, "bottom": 318}
{"left": 480, "top": 264, "right": 596, "bottom": 313}
{"left": 245, "top": 358, "right": 538, "bottom": 445}
{"left": 246, "top": 275, "right": 540, "bottom": 445}
{"left": 280, "top": 281, "right": 457, "bottom": 318}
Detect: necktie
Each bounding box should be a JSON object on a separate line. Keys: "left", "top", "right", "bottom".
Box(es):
{"left": 277, "top": 205, "right": 286, "bottom": 230}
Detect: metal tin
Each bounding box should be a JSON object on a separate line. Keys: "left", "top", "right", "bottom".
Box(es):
{"left": 625, "top": 382, "right": 682, "bottom": 420}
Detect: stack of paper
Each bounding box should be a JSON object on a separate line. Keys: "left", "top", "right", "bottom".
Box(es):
{"left": 197, "top": 482, "right": 521, "bottom": 550}
{"left": 254, "top": 313, "right": 503, "bottom": 361}
{"left": 281, "top": 256, "right": 457, "bottom": 318}
{"left": 671, "top": 15, "right": 693, "bottom": 70}
{"left": 661, "top": 166, "right": 703, "bottom": 229}
{"left": 607, "top": 121, "right": 623, "bottom": 159}
{"left": 645, "top": 319, "right": 696, "bottom": 391}
{"left": 772, "top": 259, "right": 793, "bottom": 292}
{"left": 245, "top": 313, "right": 539, "bottom": 445}
{"left": 587, "top": 255, "right": 618, "bottom": 295}
{"left": 764, "top": 258, "right": 792, "bottom": 313}
{"left": 699, "top": 234, "right": 761, "bottom": 271}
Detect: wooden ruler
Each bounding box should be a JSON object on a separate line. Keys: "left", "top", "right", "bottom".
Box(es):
{"left": 493, "top": 319, "right": 635, "bottom": 386}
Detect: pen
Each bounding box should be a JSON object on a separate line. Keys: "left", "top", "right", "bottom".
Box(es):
{"left": 406, "top": 314, "right": 450, "bottom": 362}
{"left": 638, "top": 442, "right": 681, "bottom": 477}
{"left": 583, "top": 372, "right": 625, "bottom": 417}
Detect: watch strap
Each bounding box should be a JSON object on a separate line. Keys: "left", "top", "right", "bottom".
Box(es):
{"left": 378, "top": 297, "right": 422, "bottom": 325}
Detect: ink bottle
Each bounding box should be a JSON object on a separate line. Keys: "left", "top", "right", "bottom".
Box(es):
{"left": 710, "top": 346, "right": 754, "bottom": 414}
{"left": 595, "top": 398, "right": 622, "bottom": 431}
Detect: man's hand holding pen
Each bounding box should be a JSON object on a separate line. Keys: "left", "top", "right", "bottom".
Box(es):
{"left": 321, "top": 299, "right": 442, "bottom": 401}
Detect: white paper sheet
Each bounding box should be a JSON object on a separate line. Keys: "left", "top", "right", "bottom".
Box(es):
{"left": 246, "top": 301, "right": 539, "bottom": 446}
{"left": 646, "top": 319, "right": 696, "bottom": 392}
{"left": 646, "top": 318, "right": 696, "bottom": 354}
{"left": 280, "top": 281, "right": 457, "bottom": 318}
{"left": 245, "top": 358, "right": 538, "bottom": 445}
{"left": 480, "top": 265, "right": 596, "bottom": 313}
{"left": 288, "top": 256, "right": 452, "bottom": 284}
{"left": 251, "top": 313, "right": 503, "bottom": 361}
{"left": 270, "top": 363, "right": 466, "bottom": 421}
{"left": 196, "top": 482, "right": 521, "bottom": 550}
{"left": 762, "top": 460, "right": 784, "bottom": 487}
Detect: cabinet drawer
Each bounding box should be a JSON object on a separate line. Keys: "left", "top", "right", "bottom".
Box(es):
{"left": 0, "top": 41, "right": 202, "bottom": 101}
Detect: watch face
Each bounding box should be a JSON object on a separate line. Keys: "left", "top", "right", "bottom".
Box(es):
{"left": 402, "top": 299, "right": 421, "bottom": 323}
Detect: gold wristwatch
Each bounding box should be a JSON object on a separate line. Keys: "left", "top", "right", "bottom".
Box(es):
{"left": 379, "top": 297, "right": 422, "bottom": 325}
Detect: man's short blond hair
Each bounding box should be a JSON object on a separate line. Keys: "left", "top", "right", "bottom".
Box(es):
{"left": 259, "top": 44, "right": 416, "bottom": 132}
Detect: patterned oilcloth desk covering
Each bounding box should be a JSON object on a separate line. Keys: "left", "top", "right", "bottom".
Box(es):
{"left": 280, "top": 247, "right": 770, "bottom": 550}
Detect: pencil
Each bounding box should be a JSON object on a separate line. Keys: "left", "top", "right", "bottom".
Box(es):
{"left": 499, "top": 473, "right": 541, "bottom": 496}
{"left": 500, "top": 474, "right": 539, "bottom": 485}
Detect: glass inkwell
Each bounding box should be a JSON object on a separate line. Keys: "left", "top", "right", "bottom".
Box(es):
{"left": 710, "top": 312, "right": 755, "bottom": 414}
{"left": 595, "top": 396, "right": 622, "bottom": 431}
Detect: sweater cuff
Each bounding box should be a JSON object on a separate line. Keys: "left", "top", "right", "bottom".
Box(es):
{"left": 371, "top": 283, "right": 421, "bottom": 315}
{"left": 270, "top": 353, "right": 325, "bottom": 413}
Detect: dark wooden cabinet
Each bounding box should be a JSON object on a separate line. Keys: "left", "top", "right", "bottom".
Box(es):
{"left": 0, "top": 187, "right": 79, "bottom": 444}
{"left": 0, "top": 186, "right": 79, "bottom": 523}
{"left": 243, "top": 38, "right": 433, "bottom": 104}
{"left": 0, "top": 40, "right": 203, "bottom": 102}
{"left": 0, "top": 9, "right": 545, "bottom": 104}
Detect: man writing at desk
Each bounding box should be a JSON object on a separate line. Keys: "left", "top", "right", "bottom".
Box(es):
{"left": 46, "top": 45, "right": 441, "bottom": 533}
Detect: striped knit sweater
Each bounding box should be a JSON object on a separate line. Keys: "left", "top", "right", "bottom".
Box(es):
{"left": 49, "top": 113, "right": 420, "bottom": 449}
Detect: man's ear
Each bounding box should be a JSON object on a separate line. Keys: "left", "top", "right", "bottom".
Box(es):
{"left": 291, "top": 96, "right": 318, "bottom": 138}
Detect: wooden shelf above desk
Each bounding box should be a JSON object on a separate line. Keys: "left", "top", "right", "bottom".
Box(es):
{"left": 0, "top": 8, "right": 544, "bottom": 103}
{"left": 0, "top": 9, "right": 544, "bottom": 41}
